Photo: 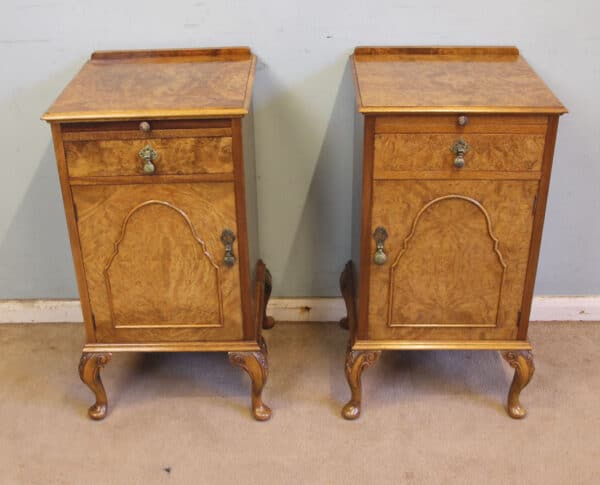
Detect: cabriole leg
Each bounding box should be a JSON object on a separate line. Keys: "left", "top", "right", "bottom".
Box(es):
{"left": 502, "top": 350, "right": 535, "bottom": 419}
{"left": 342, "top": 348, "right": 381, "bottom": 420}
{"left": 78, "top": 352, "right": 112, "bottom": 420}
{"left": 229, "top": 337, "right": 272, "bottom": 421}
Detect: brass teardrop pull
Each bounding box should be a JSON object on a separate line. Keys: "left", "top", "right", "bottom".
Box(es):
{"left": 221, "top": 229, "right": 236, "bottom": 267}
{"left": 138, "top": 144, "right": 158, "bottom": 174}
{"left": 451, "top": 139, "right": 470, "bottom": 168}
{"left": 373, "top": 226, "right": 388, "bottom": 265}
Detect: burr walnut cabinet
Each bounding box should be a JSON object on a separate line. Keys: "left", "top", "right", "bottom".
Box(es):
{"left": 43, "top": 47, "right": 274, "bottom": 421}
{"left": 341, "top": 46, "right": 566, "bottom": 419}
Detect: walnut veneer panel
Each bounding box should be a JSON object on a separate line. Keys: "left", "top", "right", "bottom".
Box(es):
{"left": 65, "top": 136, "right": 233, "bottom": 177}
{"left": 368, "top": 180, "right": 537, "bottom": 341}
{"left": 352, "top": 47, "right": 566, "bottom": 114}
{"left": 42, "top": 48, "right": 255, "bottom": 121}
{"left": 73, "top": 182, "right": 243, "bottom": 342}
{"left": 374, "top": 133, "right": 545, "bottom": 175}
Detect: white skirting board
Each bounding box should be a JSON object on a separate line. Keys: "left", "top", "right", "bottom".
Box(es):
{"left": 0, "top": 296, "right": 599, "bottom": 324}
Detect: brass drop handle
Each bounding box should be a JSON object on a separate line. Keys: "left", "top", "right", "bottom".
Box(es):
{"left": 221, "top": 229, "right": 236, "bottom": 267}
{"left": 373, "top": 226, "right": 388, "bottom": 265}
{"left": 138, "top": 144, "right": 158, "bottom": 174}
{"left": 451, "top": 139, "right": 470, "bottom": 169}
{"left": 138, "top": 145, "right": 158, "bottom": 174}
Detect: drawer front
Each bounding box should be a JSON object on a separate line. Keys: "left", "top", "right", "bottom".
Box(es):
{"left": 367, "top": 179, "right": 538, "bottom": 341}
{"left": 374, "top": 133, "right": 545, "bottom": 176}
{"left": 65, "top": 135, "right": 232, "bottom": 177}
{"left": 72, "top": 182, "right": 243, "bottom": 342}
{"left": 374, "top": 114, "right": 548, "bottom": 135}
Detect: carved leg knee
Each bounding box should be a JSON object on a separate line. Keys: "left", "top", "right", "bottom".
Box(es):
{"left": 78, "top": 352, "right": 112, "bottom": 420}
{"left": 229, "top": 338, "right": 272, "bottom": 421}
{"left": 502, "top": 350, "right": 535, "bottom": 419}
{"left": 342, "top": 348, "right": 381, "bottom": 420}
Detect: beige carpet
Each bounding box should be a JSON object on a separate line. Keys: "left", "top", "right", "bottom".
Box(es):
{"left": 0, "top": 322, "right": 598, "bottom": 484}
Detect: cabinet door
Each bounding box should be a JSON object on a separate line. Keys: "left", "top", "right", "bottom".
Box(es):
{"left": 72, "top": 182, "right": 243, "bottom": 342}
{"left": 368, "top": 180, "right": 538, "bottom": 341}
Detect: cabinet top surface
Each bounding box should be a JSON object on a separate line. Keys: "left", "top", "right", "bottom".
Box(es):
{"left": 43, "top": 48, "right": 256, "bottom": 122}
{"left": 352, "top": 46, "right": 566, "bottom": 114}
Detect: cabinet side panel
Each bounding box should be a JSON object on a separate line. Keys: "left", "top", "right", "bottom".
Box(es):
{"left": 351, "top": 111, "right": 364, "bottom": 304}
{"left": 518, "top": 115, "right": 559, "bottom": 339}
{"left": 50, "top": 123, "right": 95, "bottom": 342}
{"left": 242, "top": 107, "right": 259, "bottom": 284}
{"left": 232, "top": 118, "right": 255, "bottom": 340}
{"left": 356, "top": 116, "right": 376, "bottom": 339}
{"left": 242, "top": 109, "right": 259, "bottom": 340}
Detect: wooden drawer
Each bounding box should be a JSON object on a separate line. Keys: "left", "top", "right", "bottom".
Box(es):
{"left": 63, "top": 121, "right": 233, "bottom": 178}
{"left": 374, "top": 114, "right": 548, "bottom": 135}
{"left": 373, "top": 132, "right": 546, "bottom": 177}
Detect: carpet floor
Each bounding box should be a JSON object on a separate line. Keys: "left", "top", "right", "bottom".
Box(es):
{"left": 0, "top": 322, "right": 598, "bottom": 484}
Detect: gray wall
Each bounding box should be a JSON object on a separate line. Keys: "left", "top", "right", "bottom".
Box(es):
{"left": 0, "top": 0, "right": 598, "bottom": 299}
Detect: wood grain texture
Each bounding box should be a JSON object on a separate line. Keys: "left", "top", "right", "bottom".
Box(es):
{"left": 104, "top": 201, "right": 224, "bottom": 328}
{"left": 374, "top": 133, "right": 545, "bottom": 175}
{"left": 62, "top": 127, "right": 232, "bottom": 142}
{"left": 78, "top": 352, "right": 112, "bottom": 420}
{"left": 72, "top": 182, "right": 243, "bottom": 342}
{"left": 50, "top": 124, "right": 96, "bottom": 342}
{"left": 352, "top": 47, "right": 566, "bottom": 114}
{"left": 368, "top": 180, "right": 538, "bottom": 340}
{"left": 502, "top": 350, "right": 535, "bottom": 418}
{"left": 350, "top": 110, "right": 365, "bottom": 317}
{"left": 231, "top": 118, "right": 254, "bottom": 339}
{"left": 374, "top": 114, "right": 548, "bottom": 134}
{"left": 83, "top": 341, "right": 262, "bottom": 353}
{"left": 69, "top": 173, "right": 234, "bottom": 186}
{"left": 352, "top": 339, "right": 532, "bottom": 351}
{"left": 356, "top": 116, "right": 376, "bottom": 340}
{"left": 341, "top": 348, "right": 381, "bottom": 420}
{"left": 43, "top": 48, "right": 255, "bottom": 121}
{"left": 228, "top": 336, "right": 271, "bottom": 421}
{"left": 65, "top": 136, "right": 232, "bottom": 177}
{"left": 242, "top": 109, "right": 261, "bottom": 334}
{"left": 387, "top": 195, "right": 507, "bottom": 328}
{"left": 90, "top": 47, "right": 251, "bottom": 61}
{"left": 61, "top": 119, "right": 231, "bottom": 135}
{"left": 354, "top": 46, "right": 521, "bottom": 56}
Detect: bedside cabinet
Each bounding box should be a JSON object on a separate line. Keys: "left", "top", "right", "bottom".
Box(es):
{"left": 341, "top": 46, "right": 566, "bottom": 419}
{"left": 43, "top": 48, "right": 274, "bottom": 421}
